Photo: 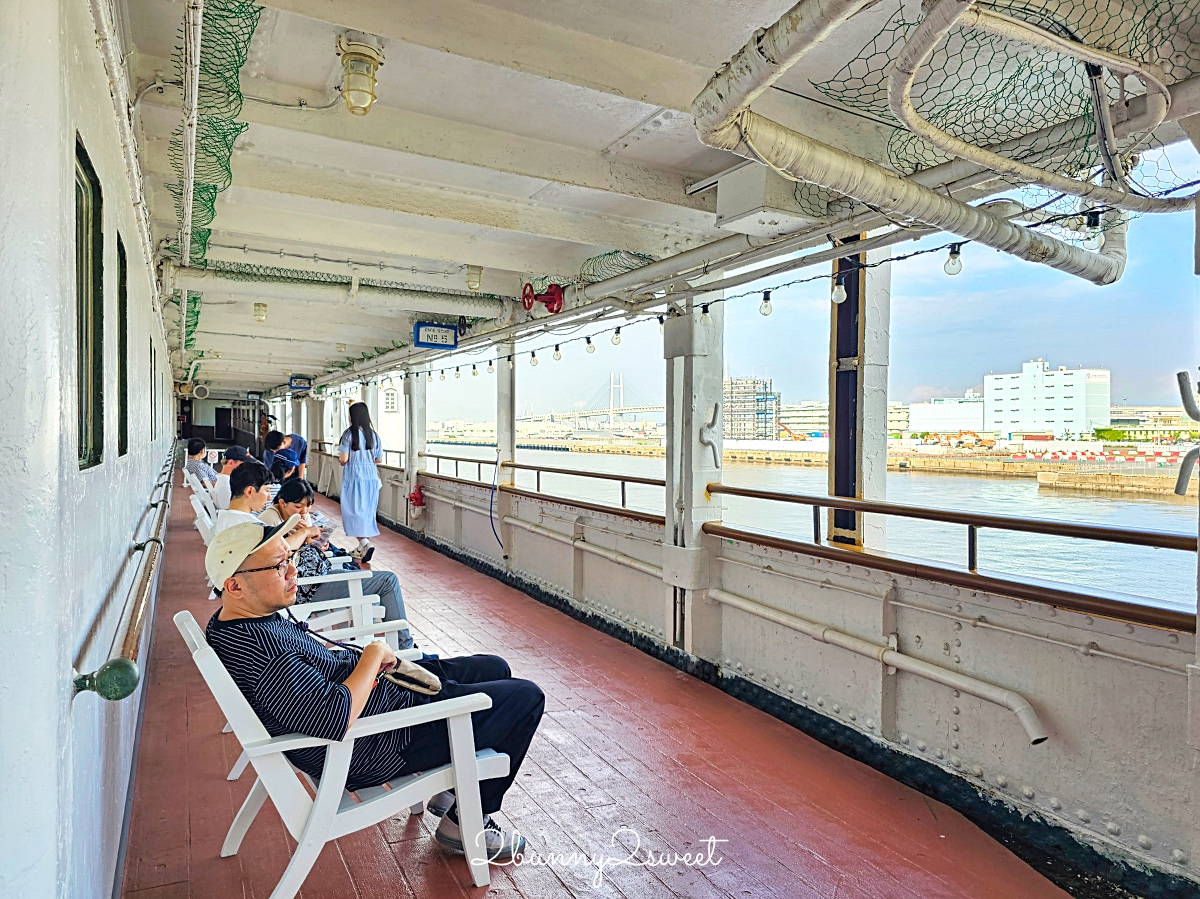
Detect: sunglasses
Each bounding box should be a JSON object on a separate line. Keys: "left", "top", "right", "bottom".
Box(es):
{"left": 235, "top": 552, "right": 297, "bottom": 578}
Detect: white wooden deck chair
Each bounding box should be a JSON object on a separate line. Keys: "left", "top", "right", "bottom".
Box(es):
{"left": 190, "top": 494, "right": 216, "bottom": 546}
{"left": 184, "top": 468, "right": 219, "bottom": 519}
{"left": 174, "top": 610, "right": 508, "bottom": 893}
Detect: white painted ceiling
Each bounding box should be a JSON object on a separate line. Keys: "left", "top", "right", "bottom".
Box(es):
{"left": 120, "top": 0, "right": 1198, "bottom": 393}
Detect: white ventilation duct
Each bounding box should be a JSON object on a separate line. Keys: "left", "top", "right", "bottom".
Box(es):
{"left": 691, "top": 0, "right": 1135, "bottom": 285}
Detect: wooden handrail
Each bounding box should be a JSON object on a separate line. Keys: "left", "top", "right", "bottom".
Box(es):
{"left": 74, "top": 453, "right": 175, "bottom": 700}
{"left": 702, "top": 522, "right": 1196, "bottom": 634}
{"left": 706, "top": 483, "right": 1197, "bottom": 552}
{"left": 500, "top": 485, "right": 666, "bottom": 525}
{"left": 420, "top": 452, "right": 498, "bottom": 466}
{"left": 501, "top": 460, "right": 666, "bottom": 487}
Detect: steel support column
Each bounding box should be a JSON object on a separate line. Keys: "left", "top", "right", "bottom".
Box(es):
{"left": 403, "top": 368, "right": 427, "bottom": 528}
{"left": 828, "top": 238, "right": 891, "bottom": 550}
{"left": 663, "top": 289, "right": 724, "bottom": 659}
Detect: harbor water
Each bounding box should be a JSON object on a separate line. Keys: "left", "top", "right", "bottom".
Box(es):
{"left": 423, "top": 445, "right": 1199, "bottom": 611}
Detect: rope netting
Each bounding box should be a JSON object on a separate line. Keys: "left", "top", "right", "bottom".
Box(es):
{"left": 163, "top": 290, "right": 203, "bottom": 350}
{"left": 166, "top": 0, "right": 262, "bottom": 268}
{"left": 811, "top": 0, "right": 1200, "bottom": 239}
{"left": 529, "top": 249, "right": 658, "bottom": 293}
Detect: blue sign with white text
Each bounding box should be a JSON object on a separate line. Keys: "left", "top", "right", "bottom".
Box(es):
{"left": 413, "top": 322, "right": 459, "bottom": 349}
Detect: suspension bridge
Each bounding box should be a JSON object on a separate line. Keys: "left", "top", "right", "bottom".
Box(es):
{"left": 516, "top": 373, "right": 665, "bottom": 426}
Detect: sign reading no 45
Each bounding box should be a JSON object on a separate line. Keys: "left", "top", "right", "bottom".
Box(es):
{"left": 412, "top": 322, "right": 458, "bottom": 349}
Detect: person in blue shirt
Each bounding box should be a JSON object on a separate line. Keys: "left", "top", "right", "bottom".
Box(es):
{"left": 337, "top": 402, "right": 384, "bottom": 559}
{"left": 264, "top": 430, "right": 309, "bottom": 481}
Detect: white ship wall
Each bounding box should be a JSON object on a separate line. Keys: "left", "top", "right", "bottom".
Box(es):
{"left": 0, "top": 2, "right": 174, "bottom": 897}
{"left": 308, "top": 448, "right": 1200, "bottom": 886}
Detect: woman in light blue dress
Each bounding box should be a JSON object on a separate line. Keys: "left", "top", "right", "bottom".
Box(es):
{"left": 338, "top": 401, "right": 384, "bottom": 555}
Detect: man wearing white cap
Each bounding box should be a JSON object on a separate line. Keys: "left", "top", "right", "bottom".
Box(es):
{"left": 202, "top": 521, "right": 543, "bottom": 861}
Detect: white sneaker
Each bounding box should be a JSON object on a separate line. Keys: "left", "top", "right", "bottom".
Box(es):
{"left": 426, "top": 790, "right": 454, "bottom": 817}
{"left": 435, "top": 813, "right": 526, "bottom": 861}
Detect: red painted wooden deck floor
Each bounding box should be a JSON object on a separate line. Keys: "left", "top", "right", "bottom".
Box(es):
{"left": 121, "top": 483, "right": 1070, "bottom": 898}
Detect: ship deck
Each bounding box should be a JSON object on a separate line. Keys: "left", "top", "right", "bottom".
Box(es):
{"left": 120, "top": 479, "right": 1070, "bottom": 898}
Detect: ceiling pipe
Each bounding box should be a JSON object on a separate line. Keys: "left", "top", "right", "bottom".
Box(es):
{"left": 179, "top": 0, "right": 204, "bottom": 267}
{"left": 890, "top": 0, "right": 1191, "bottom": 214}
{"left": 691, "top": 0, "right": 1128, "bottom": 285}
{"left": 87, "top": 0, "right": 163, "bottom": 323}
{"left": 166, "top": 265, "right": 506, "bottom": 317}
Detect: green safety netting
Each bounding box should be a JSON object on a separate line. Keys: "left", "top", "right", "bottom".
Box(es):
{"left": 163, "top": 289, "right": 204, "bottom": 351}
{"left": 810, "top": 0, "right": 1199, "bottom": 240}
{"left": 165, "top": 0, "right": 261, "bottom": 364}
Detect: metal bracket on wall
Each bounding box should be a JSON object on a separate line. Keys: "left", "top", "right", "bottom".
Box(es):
{"left": 698, "top": 403, "right": 721, "bottom": 468}
{"left": 1174, "top": 371, "right": 1200, "bottom": 495}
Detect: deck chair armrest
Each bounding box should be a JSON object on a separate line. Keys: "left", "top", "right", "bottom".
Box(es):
{"left": 295, "top": 570, "right": 372, "bottom": 586}
{"left": 291, "top": 595, "right": 382, "bottom": 616}
{"left": 345, "top": 693, "right": 493, "bottom": 739}
{"left": 243, "top": 732, "right": 335, "bottom": 757}
{"left": 313, "top": 620, "right": 409, "bottom": 642}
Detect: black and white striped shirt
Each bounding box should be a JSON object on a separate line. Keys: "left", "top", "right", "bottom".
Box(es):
{"left": 206, "top": 611, "right": 424, "bottom": 791}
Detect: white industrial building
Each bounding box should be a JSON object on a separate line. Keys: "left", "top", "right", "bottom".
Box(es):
{"left": 984, "top": 360, "right": 1111, "bottom": 438}
{"left": 907, "top": 390, "right": 985, "bottom": 434}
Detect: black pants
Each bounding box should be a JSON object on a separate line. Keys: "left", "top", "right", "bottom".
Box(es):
{"left": 404, "top": 654, "right": 544, "bottom": 816}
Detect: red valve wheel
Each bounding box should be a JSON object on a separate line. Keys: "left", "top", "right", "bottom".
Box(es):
{"left": 521, "top": 281, "right": 536, "bottom": 311}
{"left": 544, "top": 283, "right": 565, "bottom": 314}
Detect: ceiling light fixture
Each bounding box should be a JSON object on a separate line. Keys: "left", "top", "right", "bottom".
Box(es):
{"left": 253, "top": 302, "right": 268, "bottom": 323}
{"left": 336, "top": 343, "right": 346, "bottom": 353}
{"left": 337, "top": 35, "right": 384, "bottom": 117}
{"left": 465, "top": 264, "right": 483, "bottom": 291}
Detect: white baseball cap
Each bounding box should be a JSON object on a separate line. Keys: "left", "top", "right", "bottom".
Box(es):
{"left": 205, "top": 515, "right": 301, "bottom": 590}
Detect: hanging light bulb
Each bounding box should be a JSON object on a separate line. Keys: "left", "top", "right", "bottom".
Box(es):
{"left": 553, "top": 344, "right": 561, "bottom": 361}
{"left": 507, "top": 355, "right": 514, "bottom": 369}
{"left": 465, "top": 264, "right": 483, "bottom": 291}
{"left": 530, "top": 351, "right": 538, "bottom": 366}
{"left": 487, "top": 359, "right": 494, "bottom": 373}
{"left": 254, "top": 302, "right": 268, "bottom": 323}
{"left": 427, "top": 370, "right": 433, "bottom": 382}
{"left": 439, "top": 369, "right": 445, "bottom": 380}
{"left": 657, "top": 315, "right": 665, "bottom": 333}
{"left": 759, "top": 290, "right": 773, "bottom": 316}
{"left": 455, "top": 366, "right": 461, "bottom": 378}
{"left": 943, "top": 244, "right": 963, "bottom": 276}
{"left": 831, "top": 276, "right": 848, "bottom": 305}
{"left": 472, "top": 364, "right": 479, "bottom": 376}
{"left": 701, "top": 304, "right": 710, "bottom": 315}
{"left": 611, "top": 327, "right": 621, "bottom": 346}
{"left": 337, "top": 35, "right": 384, "bottom": 116}
{"left": 586, "top": 337, "right": 595, "bottom": 353}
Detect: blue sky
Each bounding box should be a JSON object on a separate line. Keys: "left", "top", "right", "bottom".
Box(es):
{"left": 427, "top": 143, "right": 1200, "bottom": 421}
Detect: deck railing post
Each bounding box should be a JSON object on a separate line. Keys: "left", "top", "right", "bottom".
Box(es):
{"left": 403, "top": 366, "right": 427, "bottom": 530}
{"left": 663, "top": 290, "right": 725, "bottom": 659}
{"left": 968, "top": 525, "right": 978, "bottom": 570}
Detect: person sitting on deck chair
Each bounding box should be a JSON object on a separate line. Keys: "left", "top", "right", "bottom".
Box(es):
{"left": 269, "top": 447, "right": 301, "bottom": 486}
{"left": 213, "top": 445, "right": 250, "bottom": 511}
{"left": 203, "top": 522, "right": 544, "bottom": 861}
{"left": 217, "top": 461, "right": 321, "bottom": 550}
{"left": 185, "top": 438, "right": 218, "bottom": 489}
{"left": 264, "top": 429, "right": 309, "bottom": 481}
{"left": 259, "top": 479, "right": 413, "bottom": 643}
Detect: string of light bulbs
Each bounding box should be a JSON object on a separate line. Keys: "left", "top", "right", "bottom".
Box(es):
{"left": 323, "top": 185, "right": 1192, "bottom": 393}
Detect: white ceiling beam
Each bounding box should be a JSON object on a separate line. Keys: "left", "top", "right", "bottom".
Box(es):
{"left": 258, "top": 0, "right": 701, "bottom": 109}
{"left": 134, "top": 62, "right": 716, "bottom": 216}
{"left": 210, "top": 153, "right": 702, "bottom": 258}
{"left": 179, "top": 195, "right": 606, "bottom": 277}
{"left": 248, "top": 1, "right": 890, "bottom": 162}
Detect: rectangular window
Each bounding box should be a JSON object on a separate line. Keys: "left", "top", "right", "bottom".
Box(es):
{"left": 75, "top": 139, "right": 104, "bottom": 468}
{"left": 150, "top": 339, "right": 156, "bottom": 440}
{"left": 117, "top": 236, "right": 129, "bottom": 456}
